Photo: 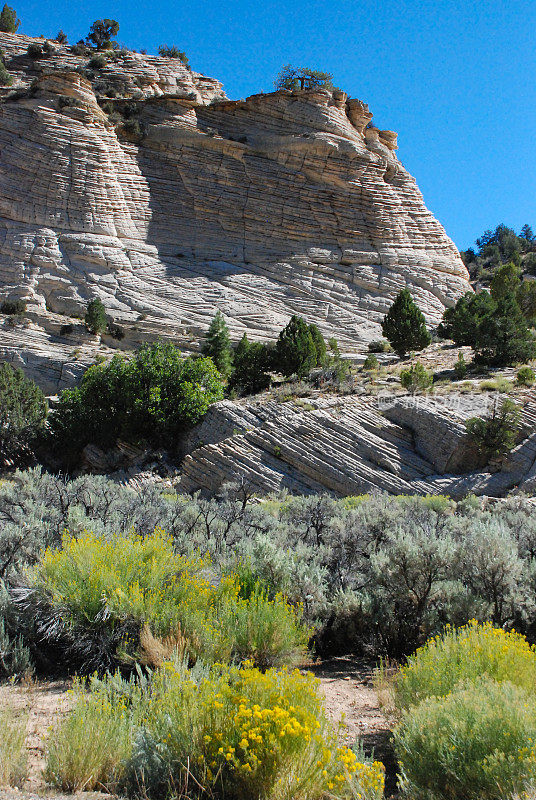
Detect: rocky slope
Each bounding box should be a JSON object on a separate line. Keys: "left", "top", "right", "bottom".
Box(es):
{"left": 176, "top": 391, "right": 536, "bottom": 499}
{"left": 0, "top": 33, "right": 470, "bottom": 391}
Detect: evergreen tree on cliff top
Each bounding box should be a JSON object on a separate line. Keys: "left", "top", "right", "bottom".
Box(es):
{"left": 381, "top": 289, "right": 431, "bottom": 357}
{"left": 202, "top": 311, "right": 233, "bottom": 377}
{"left": 0, "top": 4, "right": 20, "bottom": 33}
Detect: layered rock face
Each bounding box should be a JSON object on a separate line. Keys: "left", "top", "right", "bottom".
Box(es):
{"left": 0, "top": 33, "right": 470, "bottom": 391}
{"left": 177, "top": 393, "right": 536, "bottom": 499}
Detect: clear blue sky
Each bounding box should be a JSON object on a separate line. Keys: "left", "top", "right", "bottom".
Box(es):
{"left": 13, "top": 0, "right": 536, "bottom": 250}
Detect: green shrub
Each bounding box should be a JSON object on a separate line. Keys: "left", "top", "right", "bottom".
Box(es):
{"left": 395, "top": 677, "right": 536, "bottom": 800}
{"left": 363, "top": 353, "right": 379, "bottom": 370}
{"left": 309, "top": 323, "right": 327, "bottom": 367}
{"left": 474, "top": 295, "right": 536, "bottom": 367}
{"left": 0, "top": 362, "right": 47, "bottom": 467}
{"left": 158, "top": 45, "right": 189, "bottom": 65}
{"left": 0, "top": 707, "right": 27, "bottom": 787}
{"left": 368, "top": 339, "right": 391, "bottom": 353}
{"left": 517, "top": 365, "right": 535, "bottom": 386}
{"left": 31, "top": 530, "right": 308, "bottom": 671}
{"left": 274, "top": 64, "right": 333, "bottom": 91}
{"left": 125, "top": 660, "right": 385, "bottom": 800}
{"left": 465, "top": 398, "right": 521, "bottom": 463}
{"left": 27, "top": 43, "right": 44, "bottom": 59}
{"left": 45, "top": 674, "right": 146, "bottom": 792}
{"left": 49, "top": 342, "right": 224, "bottom": 458}
{"left": 229, "top": 333, "right": 271, "bottom": 395}
{"left": 0, "top": 617, "right": 32, "bottom": 679}
{"left": 1, "top": 298, "right": 26, "bottom": 315}
{"left": 453, "top": 351, "right": 467, "bottom": 378}
{"left": 394, "top": 621, "right": 536, "bottom": 712}
{"left": 381, "top": 289, "right": 431, "bottom": 357}
{"left": 0, "top": 59, "right": 11, "bottom": 86}
{"left": 84, "top": 297, "right": 107, "bottom": 335}
{"left": 274, "top": 315, "right": 317, "bottom": 378}
{"left": 438, "top": 291, "right": 496, "bottom": 345}
{"left": 88, "top": 53, "right": 107, "bottom": 69}
{"left": 202, "top": 311, "right": 233, "bottom": 377}
{"left": 400, "top": 361, "right": 433, "bottom": 392}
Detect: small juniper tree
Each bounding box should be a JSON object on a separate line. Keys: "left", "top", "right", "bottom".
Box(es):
{"left": 274, "top": 65, "right": 333, "bottom": 91}
{"left": 473, "top": 295, "right": 536, "bottom": 367}
{"left": 0, "top": 4, "right": 19, "bottom": 33}
{"left": 230, "top": 333, "right": 271, "bottom": 395}
{"left": 56, "top": 30, "right": 68, "bottom": 44}
{"left": 86, "top": 19, "right": 119, "bottom": 50}
{"left": 85, "top": 298, "right": 107, "bottom": 335}
{"left": 466, "top": 398, "right": 521, "bottom": 464}
{"left": 274, "top": 315, "right": 317, "bottom": 378}
{"left": 381, "top": 289, "right": 431, "bottom": 357}
{"left": 202, "top": 311, "right": 233, "bottom": 377}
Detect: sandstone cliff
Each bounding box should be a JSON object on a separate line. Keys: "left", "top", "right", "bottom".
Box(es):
{"left": 0, "top": 33, "right": 470, "bottom": 391}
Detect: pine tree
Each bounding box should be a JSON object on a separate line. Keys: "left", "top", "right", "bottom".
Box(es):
{"left": 202, "top": 311, "right": 233, "bottom": 377}
{"left": 274, "top": 315, "right": 317, "bottom": 377}
{"left": 490, "top": 262, "right": 521, "bottom": 301}
{"left": 85, "top": 298, "right": 107, "bottom": 335}
{"left": 0, "top": 4, "right": 19, "bottom": 33}
{"left": 381, "top": 289, "right": 431, "bottom": 357}
{"left": 0, "top": 362, "right": 47, "bottom": 466}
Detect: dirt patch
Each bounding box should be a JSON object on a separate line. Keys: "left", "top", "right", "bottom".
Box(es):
{"left": 311, "top": 657, "right": 398, "bottom": 797}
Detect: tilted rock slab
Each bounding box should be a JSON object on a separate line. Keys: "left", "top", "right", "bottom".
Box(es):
{"left": 0, "top": 33, "right": 470, "bottom": 391}
{"left": 177, "top": 393, "right": 536, "bottom": 499}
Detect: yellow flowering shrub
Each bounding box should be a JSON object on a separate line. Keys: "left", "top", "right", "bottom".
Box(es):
{"left": 33, "top": 530, "right": 308, "bottom": 669}
{"left": 131, "top": 660, "right": 385, "bottom": 800}
{"left": 395, "top": 621, "right": 536, "bottom": 711}
{"left": 394, "top": 677, "right": 536, "bottom": 800}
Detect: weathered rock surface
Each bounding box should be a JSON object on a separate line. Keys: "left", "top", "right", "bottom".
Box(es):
{"left": 0, "top": 33, "right": 470, "bottom": 391}
{"left": 176, "top": 392, "right": 536, "bottom": 499}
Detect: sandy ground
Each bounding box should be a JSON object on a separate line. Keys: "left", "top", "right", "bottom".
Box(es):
{"left": 0, "top": 660, "right": 397, "bottom": 799}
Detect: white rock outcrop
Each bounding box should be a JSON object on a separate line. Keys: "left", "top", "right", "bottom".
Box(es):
{"left": 0, "top": 33, "right": 470, "bottom": 391}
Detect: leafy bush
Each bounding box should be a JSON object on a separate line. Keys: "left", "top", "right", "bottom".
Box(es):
{"left": 229, "top": 333, "right": 271, "bottom": 395}
{"left": 309, "top": 323, "right": 327, "bottom": 367}
{"left": 30, "top": 530, "right": 308, "bottom": 672}
{"left": 465, "top": 398, "right": 521, "bottom": 463}
{"left": 368, "top": 339, "right": 391, "bottom": 353}
{"left": 394, "top": 677, "right": 536, "bottom": 800}
{"left": 394, "top": 621, "right": 536, "bottom": 712}
{"left": 453, "top": 351, "right": 467, "bottom": 378}
{"left": 0, "top": 707, "right": 27, "bottom": 787}
{"left": 399, "top": 361, "right": 433, "bottom": 392}
{"left": 0, "top": 362, "right": 47, "bottom": 467}
{"left": 49, "top": 342, "right": 224, "bottom": 459}
{"left": 27, "top": 43, "right": 44, "bottom": 59}
{"left": 517, "top": 365, "right": 535, "bottom": 386}
{"left": 381, "top": 289, "right": 431, "bottom": 357}
{"left": 0, "top": 59, "right": 11, "bottom": 86}
{"left": 1, "top": 298, "right": 26, "bottom": 315}
{"left": 363, "top": 354, "right": 378, "bottom": 370}
{"left": 88, "top": 53, "right": 107, "bottom": 69}
{"left": 0, "top": 595, "right": 32, "bottom": 679}
{"left": 158, "top": 45, "right": 189, "bottom": 65}
{"left": 125, "top": 660, "right": 384, "bottom": 800}
{"left": 274, "top": 315, "right": 317, "bottom": 378}
{"left": 84, "top": 297, "right": 107, "bottom": 334}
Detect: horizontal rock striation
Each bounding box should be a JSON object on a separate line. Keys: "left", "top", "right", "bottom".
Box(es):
{"left": 0, "top": 33, "right": 470, "bottom": 390}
